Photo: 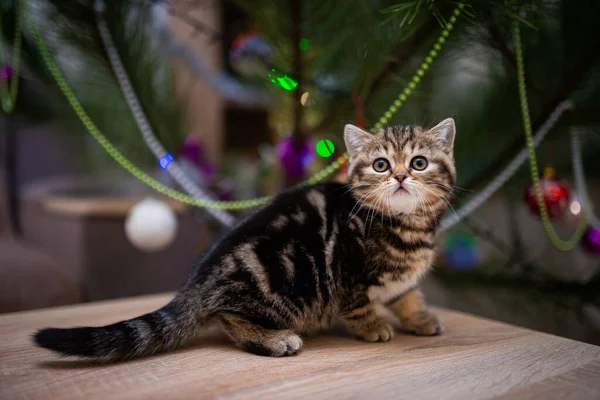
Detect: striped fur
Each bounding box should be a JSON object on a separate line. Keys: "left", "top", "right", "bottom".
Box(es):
{"left": 33, "top": 118, "right": 456, "bottom": 360}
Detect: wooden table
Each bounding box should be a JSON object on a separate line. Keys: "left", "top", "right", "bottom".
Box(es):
{"left": 1, "top": 294, "right": 600, "bottom": 400}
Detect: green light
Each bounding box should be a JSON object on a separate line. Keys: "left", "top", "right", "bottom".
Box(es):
{"left": 299, "top": 38, "right": 308, "bottom": 52}
{"left": 278, "top": 76, "right": 298, "bottom": 90}
{"left": 269, "top": 69, "right": 298, "bottom": 91}
{"left": 316, "top": 139, "right": 335, "bottom": 157}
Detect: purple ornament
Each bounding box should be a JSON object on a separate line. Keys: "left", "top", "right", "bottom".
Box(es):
{"left": 180, "top": 136, "right": 217, "bottom": 182}
{"left": 0, "top": 65, "right": 12, "bottom": 79}
{"left": 216, "top": 180, "right": 236, "bottom": 201}
{"left": 581, "top": 226, "right": 600, "bottom": 255}
{"left": 276, "top": 137, "right": 314, "bottom": 179}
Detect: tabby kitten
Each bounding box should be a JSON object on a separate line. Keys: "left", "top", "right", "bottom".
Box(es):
{"left": 34, "top": 118, "right": 456, "bottom": 360}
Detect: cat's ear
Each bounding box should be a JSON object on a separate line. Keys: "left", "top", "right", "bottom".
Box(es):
{"left": 344, "top": 124, "right": 371, "bottom": 156}
{"left": 429, "top": 117, "right": 456, "bottom": 152}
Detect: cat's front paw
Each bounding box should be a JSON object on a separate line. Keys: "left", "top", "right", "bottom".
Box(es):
{"left": 402, "top": 311, "right": 444, "bottom": 336}
{"left": 356, "top": 321, "right": 394, "bottom": 342}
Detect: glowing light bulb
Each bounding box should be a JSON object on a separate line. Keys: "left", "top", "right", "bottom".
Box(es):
{"left": 159, "top": 153, "right": 174, "bottom": 169}
{"left": 570, "top": 200, "right": 581, "bottom": 215}
{"left": 269, "top": 69, "right": 298, "bottom": 91}
{"left": 299, "top": 38, "right": 308, "bottom": 52}
{"left": 300, "top": 92, "right": 310, "bottom": 106}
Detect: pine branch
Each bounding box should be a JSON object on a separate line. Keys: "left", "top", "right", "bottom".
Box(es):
{"left": 487, "top": 23, "right": 543, "bottom": 96}
{"left": 315, "top": 17, "right": 438, "bottom": 132}
{"left": 164, "top": 1, "right": 223, "bottom": 42}
{"left": 464, "top": 216, "right": 513, "bottom": 256}
{"left": 363, "top": 18, "right": 438, "bottom": 104}
{"left": 461, "top": 35, "right": 600, "bottom": 194}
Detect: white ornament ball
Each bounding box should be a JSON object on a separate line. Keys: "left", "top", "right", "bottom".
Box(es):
{"left": 125, "top": 198, "right": 178, "bottom": 252}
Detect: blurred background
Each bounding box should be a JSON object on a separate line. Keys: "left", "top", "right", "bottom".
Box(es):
{"left": 1, "top": 0, "right": 599, "bottom": 345}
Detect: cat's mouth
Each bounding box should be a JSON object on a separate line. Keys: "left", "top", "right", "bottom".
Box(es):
{"left": 394, "top": 186, "right": 409, "bottom": 195}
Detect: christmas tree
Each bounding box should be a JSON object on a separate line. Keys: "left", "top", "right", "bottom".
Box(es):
{"left": 1, "top": 0, "right": 600, "bottom": 342}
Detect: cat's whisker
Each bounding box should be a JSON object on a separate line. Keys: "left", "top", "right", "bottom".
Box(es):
{"left": 410, "top": 187, "right": 427, "bottom": 222}
{"left": 379, "top": 182, "right": 395, "bottom": 222}
{"left": 419, "top": 189, "right": 439, "bottom": 229}
{"left": 402, "top": 180, "right": 443, "bottom": 228}
{"left": 450, "top": 184, "right": 472, "bottom": 193}
{"left": 347, "top": 184, "right": 389, "bottom": 229}
{"left": 423, "top": 181, "right": 459, "bottom": 199}
{"left": 347, "top": 186, "right": 378, "bottom": 220}
{"left": 417, "top": 183, "right": 458, "bottom": 220}
{"left": 419, "top": 183, "right": 454, "bottom": 209}
{"left": 366, "top": 194, "right": 380, "bottom": 234}
{"left": 384, "top": 188, "right": 394, "bottom": 225}
{"left": 342, "top": 183, "right": 371, "bottom": 196}
{"left": 366, "top": 184, "right": 391, "bottom": 233}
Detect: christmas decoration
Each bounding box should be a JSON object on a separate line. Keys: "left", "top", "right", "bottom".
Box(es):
{"left": 299, "top": 38, "right": 308, "bottom": 52}
{"left": 179, "top": 136, "right": 217, "bottom": 183}
{"left": 125, "top": 198, "right": 178, "bottom": 252}
{"left": 159, "top": 153, "right": 174, "bottom": 169}
{"left": 581, "top": 226, "right": 600, "bottom": 255}
{"left": 215, "top": 180, "right": 236, "bottom": 202}
{"left": 316, "top": 139, "right": 335, "bottom": 158}
{"left": 0, "top": 65, "right": 12, "bottom": 80}
{"left": 300, "top": 92, "right": 310, "bottom": 106}
{"left": 229, "top": 30, "right": 272, "bottom": 78}
{"left": 524, "top": 166, "right": 571, "bottom": 219}
{"left": 276, "top": 137, "right": 314, "bottom": 179}
{"left": 442, "top": 232, "right": 481, "bottom": 269}
{"left": 269, "top": 69, "right": 298, "bottom": 91}
{"left": 569, "top": 194, "right": 582, "bottom": 216}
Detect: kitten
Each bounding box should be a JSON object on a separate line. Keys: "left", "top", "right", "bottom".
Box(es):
{"left": 34, "top": 118, "right": 456, "bottom": 360}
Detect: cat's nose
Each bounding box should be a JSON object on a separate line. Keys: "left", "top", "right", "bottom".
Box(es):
{"left": 395, "top": 173, "right": 407, "bottom": 183}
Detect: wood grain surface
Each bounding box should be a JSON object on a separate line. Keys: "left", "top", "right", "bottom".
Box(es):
{"left": 1, "top": 293, "right": 599, "bottom": 400}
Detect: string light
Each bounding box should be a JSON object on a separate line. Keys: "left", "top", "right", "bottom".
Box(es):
{"left": 299, "top": 38, "right": 308, "bottom": 52}
{"left": 570, "top": 200, "right": 581, "bottom": 216}
{"left": 159, "top": 153, "right": 174, "bottom": 169}
{"left": 316, "top": 139, "right": 335, "bottom": 158}
{"left": 269, "top": 69, "right": 298, "bottom": 91}
{"left": 300, "top": 91, "right": 310, "bottom": 106}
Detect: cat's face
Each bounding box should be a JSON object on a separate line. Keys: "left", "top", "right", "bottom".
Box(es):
{"left": 344, "top": 119, "right": 456, "bottom": 218}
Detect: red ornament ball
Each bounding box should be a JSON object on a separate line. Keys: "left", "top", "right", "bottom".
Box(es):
{"left": 524, "top": 168, "right": 570, "bottom": 219}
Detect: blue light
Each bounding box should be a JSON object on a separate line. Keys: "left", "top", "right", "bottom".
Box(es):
{"left": 159, "top": 153, "right": 174, "bottom": 169}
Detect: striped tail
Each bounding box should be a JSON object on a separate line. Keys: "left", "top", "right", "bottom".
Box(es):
{"left": 33, "top": 299, "right": 198, "bottom": 361}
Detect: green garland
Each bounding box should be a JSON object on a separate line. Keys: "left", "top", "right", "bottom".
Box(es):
{"left": 512, "top": 13, "right": 588, "bottom": 251}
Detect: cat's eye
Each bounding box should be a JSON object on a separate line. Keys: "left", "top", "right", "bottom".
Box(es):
{"left": 410, "top": 156, "right": 428, "bottom": 171}
{"left": 372, "top": 158, "right": 390, "bottom": 172}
